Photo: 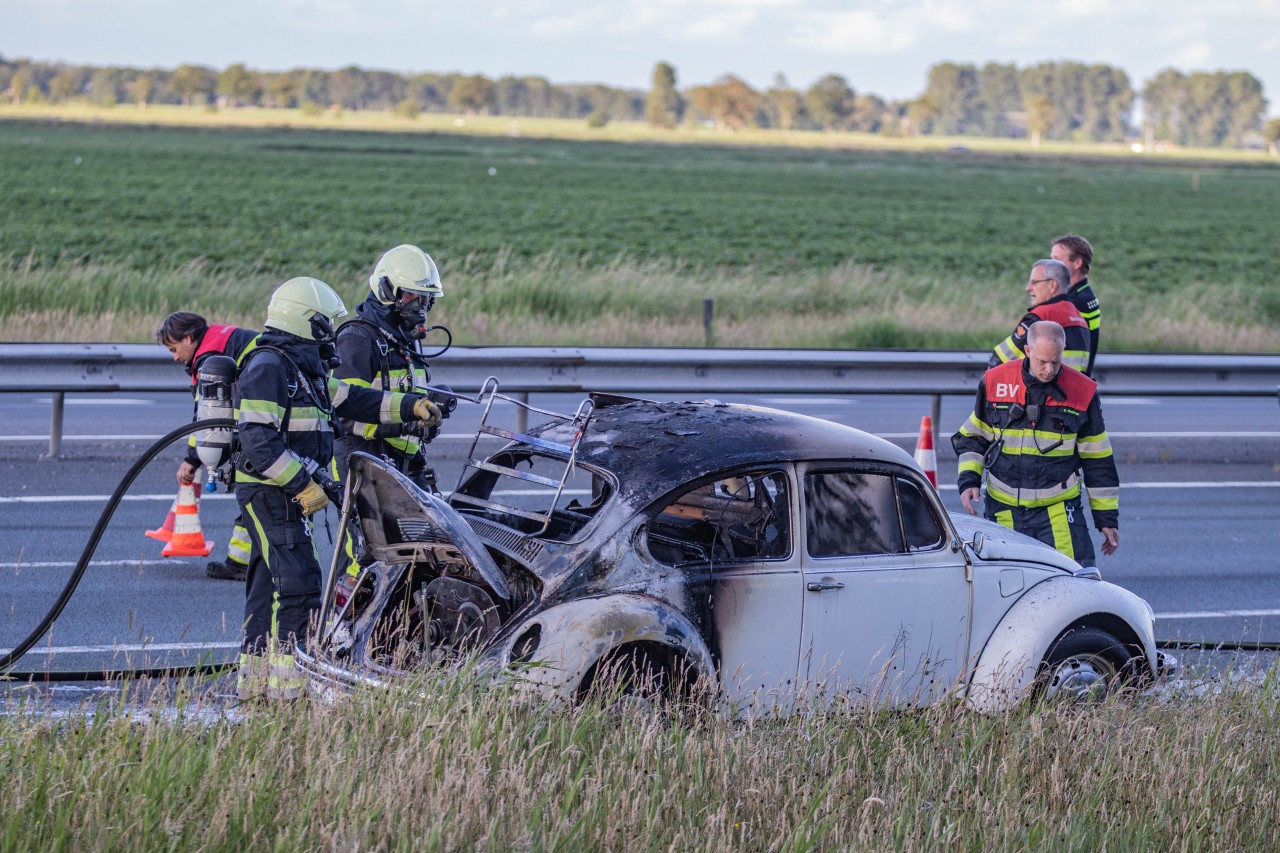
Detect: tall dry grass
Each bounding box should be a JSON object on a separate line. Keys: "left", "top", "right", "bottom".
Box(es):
{"left": 4, "top": 254, "right": 1275, "bottom": 352}
{"left": 3, "top": 668, "right": 1279, "bottom": 851}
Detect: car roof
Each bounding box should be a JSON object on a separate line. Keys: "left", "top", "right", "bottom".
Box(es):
{"left": 526, "top": 398, "right": 919, "bottom": 497}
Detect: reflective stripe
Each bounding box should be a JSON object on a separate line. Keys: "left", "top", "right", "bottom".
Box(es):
{"left": 993, "top": 336, "right": 1022, "bottom": 364}
{"left": 987, "top": 471, "right": 1081, "bottom": 507}
{"left": 257, "top": 453, "right": 302, "bottom": 486}
{"left": 1048, "top": 502, "right": 1074, "bottom": 559}
{"left": 1063, "top": 351, "right": 1089, "bottom": 372}
{"left": 239, "top": 398, "right": 288, "bottom": 423}
{"left": 245, "top": 503, "right": 271, "bottom": 572}
{"left": 958, "top": 453, "right": 984, "bottom": 477}
{"left": 959, "top": 413, "right": 995, "bottom": 442}
{"left": 994, "top": 510, "right": 1013, "bottom": 529}
{"left": 1077, "top": 432, "right": 1113, "bottom": 458}
{"left": 995, "top": 429, "right": 1077, "bottom": 457}
{"left": 228, "top": 524, "right": 251, "bottom": 566}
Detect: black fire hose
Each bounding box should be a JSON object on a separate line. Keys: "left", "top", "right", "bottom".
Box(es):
{"left": 0, "top": 418, "right": 239, "bottom": 678}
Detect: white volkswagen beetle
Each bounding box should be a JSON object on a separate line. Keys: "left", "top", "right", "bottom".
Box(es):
{"left": 297, "top": 395, "right": 1175, "bottom": 712}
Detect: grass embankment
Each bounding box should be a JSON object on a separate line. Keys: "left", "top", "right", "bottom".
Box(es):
{"left": 1, "top": 118, "right": 1276, "bottom": 351}
{"left": 3, "top": 675, "right": 1278, "bottom": 849}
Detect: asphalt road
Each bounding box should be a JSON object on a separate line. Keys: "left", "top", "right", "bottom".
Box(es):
{"left": 1, "top": 387, "right": 1277, "bottom": 677}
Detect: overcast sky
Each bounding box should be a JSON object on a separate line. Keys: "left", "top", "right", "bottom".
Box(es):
{"left": 5, "top": 0, "right": 1278, "bottom": 107}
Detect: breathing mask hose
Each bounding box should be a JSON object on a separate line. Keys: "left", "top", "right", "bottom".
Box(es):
{"left": 0, "top": 418, "right": 237, "bottom": 674}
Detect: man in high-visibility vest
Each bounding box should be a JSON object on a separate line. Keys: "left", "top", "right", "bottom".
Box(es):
{"left": 1051, "top": 234, "right": 1102, "bottom": 376}
{"left": 955, "top": 320, "right": 1119, "bottom": 567}
{"left": 157, "top": 311, "right": 259, "bottom": 581}
{"left": 989, "top": 258, "right": 1093, "bottom": 376}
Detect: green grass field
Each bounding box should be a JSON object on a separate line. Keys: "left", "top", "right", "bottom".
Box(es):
{"left": 1, "top": 113, "right": 1277, "bottom": 350}
{"left": 4, "top": 672, "right": 1279, "bottom": 850}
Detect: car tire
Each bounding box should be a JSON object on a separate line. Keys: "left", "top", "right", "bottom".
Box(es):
{"left": 1036, "top": 626, "right": 1136, "bottom": 702}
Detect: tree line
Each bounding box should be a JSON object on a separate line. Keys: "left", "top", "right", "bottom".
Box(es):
{"left": 1, "top": 54, "right": 1274, "bottom": 149}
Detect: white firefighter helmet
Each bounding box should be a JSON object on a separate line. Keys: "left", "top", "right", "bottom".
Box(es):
{"left": 265, "top": 277, "right": 348, "bottom": 340}
{"left": 369, "top": 244, "right": 443, "bottom": 305}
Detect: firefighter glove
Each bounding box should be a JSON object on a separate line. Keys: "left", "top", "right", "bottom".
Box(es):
{"left": 412, "top": 397, "right": 443, "bottom": 428}
{"left": 295, "top": 481, "right": 329, "bottom": 516}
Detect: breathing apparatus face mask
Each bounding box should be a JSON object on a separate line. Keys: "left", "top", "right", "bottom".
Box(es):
{"left": 309, "top": 313, "right": 341, "bottom": 368}
{"left": 393, "top": 293, "right": 434, "bottom": 340}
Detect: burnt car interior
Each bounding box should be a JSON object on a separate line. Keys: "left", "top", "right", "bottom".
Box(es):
{"left": 646, "top": 470, "right": 791, "bottom": 565}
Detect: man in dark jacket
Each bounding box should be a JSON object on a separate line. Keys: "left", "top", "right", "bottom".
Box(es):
{"left": 232, "top": 277, "right": 442, "bottom": 701}
{"left": 156, "top": 311, "right": 260, "bottom": 581}
{"left": 1051, "top": 234, "right": 1101, "bottom": 376}
{"left": 333, "top": 243, "right": 446, "bottom": 493}
{"left": 989, "top": 259, "right": 1093, "bottom": 376}
{"left": 955, "top": 321, "right": 1119, "bottom": 567}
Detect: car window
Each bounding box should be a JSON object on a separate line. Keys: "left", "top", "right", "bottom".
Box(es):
{"left": 804, "top": 470, "right": 904, "bottom": 557}
{"left": 898, "top": 477, "right": 945, "bottom": 551}
{"left": 646, "top": 470, "right": 790, "bottom": 566}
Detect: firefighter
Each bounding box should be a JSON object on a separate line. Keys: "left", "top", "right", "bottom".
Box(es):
{"left": 156, "top": 311, "right": 260, "bottom": 581}
{"left": 333, "top": 244, "right": 446, "bottom": 493}
{"left": 954, "top": 320, "right": 1119, "bottom": 567}
{"left": 1051, "top": 234, "right": 1102, "bottom": 376}
{"left": 990, "top": 258, "right": 1093, "bottom": 376}
{"left": 232, "top": 277, "right": 442, "bottom": 701}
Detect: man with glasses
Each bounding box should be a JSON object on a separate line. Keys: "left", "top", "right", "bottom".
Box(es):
{"left": 955, "top": 321, "right": 1119, "bottom": 567}
{"left": 990, "top": 258, "right": 1093, "bottom": 376}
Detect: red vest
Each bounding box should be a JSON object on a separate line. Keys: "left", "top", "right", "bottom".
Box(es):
{"left": 983, "top": 359, "right": 1096, "bottom": 413}
{"left": 1030, "top": 298, "right": 1088, "bottom": 331}
{"left": 189, "top": 324, "right": 238, "bottom": 385}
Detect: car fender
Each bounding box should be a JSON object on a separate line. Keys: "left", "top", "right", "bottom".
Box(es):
{"left": 966, "top": 577, "right": 1157, "bottom": 712}
{"left": 498, "top": 593, "right": 717, "bottom": 701}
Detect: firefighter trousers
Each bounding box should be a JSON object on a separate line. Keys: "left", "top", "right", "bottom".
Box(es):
{"left": 236, "top": 483, "right": 321, "bottom": 699}
{"left": 985, "top": 495, "right": 1097, "bottom": 567}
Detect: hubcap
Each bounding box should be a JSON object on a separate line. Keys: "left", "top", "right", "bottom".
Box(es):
{"left": 1045, "top": 654, "right": 1118, "bottom": 701}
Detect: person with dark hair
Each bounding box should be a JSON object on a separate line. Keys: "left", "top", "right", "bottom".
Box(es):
{"left": 156, "top": 311, "right": 260, "bottom": 581}
{"left": 1051, "top": 234, "right": 1101, "bottom": 375}
{"left": 955, "top": 321, "right": 1119, "bottom": 567}
{"left": 990, "top": 259, "right": 1092, "bottom": 376}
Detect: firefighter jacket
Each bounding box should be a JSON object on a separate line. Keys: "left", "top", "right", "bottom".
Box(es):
{"left": 233, "top": 331, "right": 421, "bottom": 496}
{"left": 989, "top": 294, "right": 1092, "bottom": 375}
{"left": 953, "top": 359, "right": 1119, "bottom": 529}
{"left": 333, "top": 298, "right": 429, "bottom": 463}
{"left": 183, "top": 324, "right": 260, "bottom": 469}
{"left": 1067, "top": 278, "right": 1101, "bottom": 376}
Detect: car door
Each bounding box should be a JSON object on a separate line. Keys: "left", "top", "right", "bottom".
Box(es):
{"left": 643, "top": 467, "right": 803, "bottom": 716}
{"left": 798, "top": 463, "right": 971, "bottom": 707}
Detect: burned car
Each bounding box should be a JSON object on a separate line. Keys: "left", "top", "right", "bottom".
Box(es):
{"left": 297, "top": 394, "right": 1174, "bottom": 713}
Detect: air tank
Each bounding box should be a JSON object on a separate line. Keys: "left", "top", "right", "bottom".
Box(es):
{"left": 195, "top": 354, "right": 237, "bottom": 470}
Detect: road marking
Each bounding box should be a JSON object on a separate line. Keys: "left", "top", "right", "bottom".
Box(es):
{"left": 1, "top": 433, "right": 488, "bottom": 442}
{"left": 0, "top": 488, "right": 595, "bottom": 504}
{"left": 0, "top": 559, "right": 200, "bottom": 569}
{"left": 1156, "top": 609, "right": 1280, "bottom": 620}
{"left": 0, "top": 641, "right": 238, "bottom": 656}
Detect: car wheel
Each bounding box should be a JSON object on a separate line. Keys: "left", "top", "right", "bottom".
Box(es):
{"left": 1037, "top": 626, "right": 1135, "bottom": 702}
{"left": 578, "top": 643, "right": 691, "bottom": 712}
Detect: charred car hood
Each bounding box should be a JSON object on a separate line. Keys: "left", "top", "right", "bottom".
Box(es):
{"left": 949, "top": 512, "right": 1083, "bottom": 573}
{"left": 348, "top": 453, "right": 511, "bottom": 600}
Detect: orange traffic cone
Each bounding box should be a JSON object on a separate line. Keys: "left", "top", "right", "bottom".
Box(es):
{"left": 915, "top": 415, "right": 938, "bottom": 487}
{"left": 146, "top": 481, "right": 202, "bottom": 542}
{"left": 161, "top": 483, "right": 215, "bottom": 557}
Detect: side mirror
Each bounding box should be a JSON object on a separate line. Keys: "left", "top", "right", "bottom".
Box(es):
{"left": 966, "top": 531, "right": 986, "bottom": 558}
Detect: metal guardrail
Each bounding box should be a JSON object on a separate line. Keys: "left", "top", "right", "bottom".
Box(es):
{"left": 2, "top": 343, "right": 1279, "bottom": 456}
